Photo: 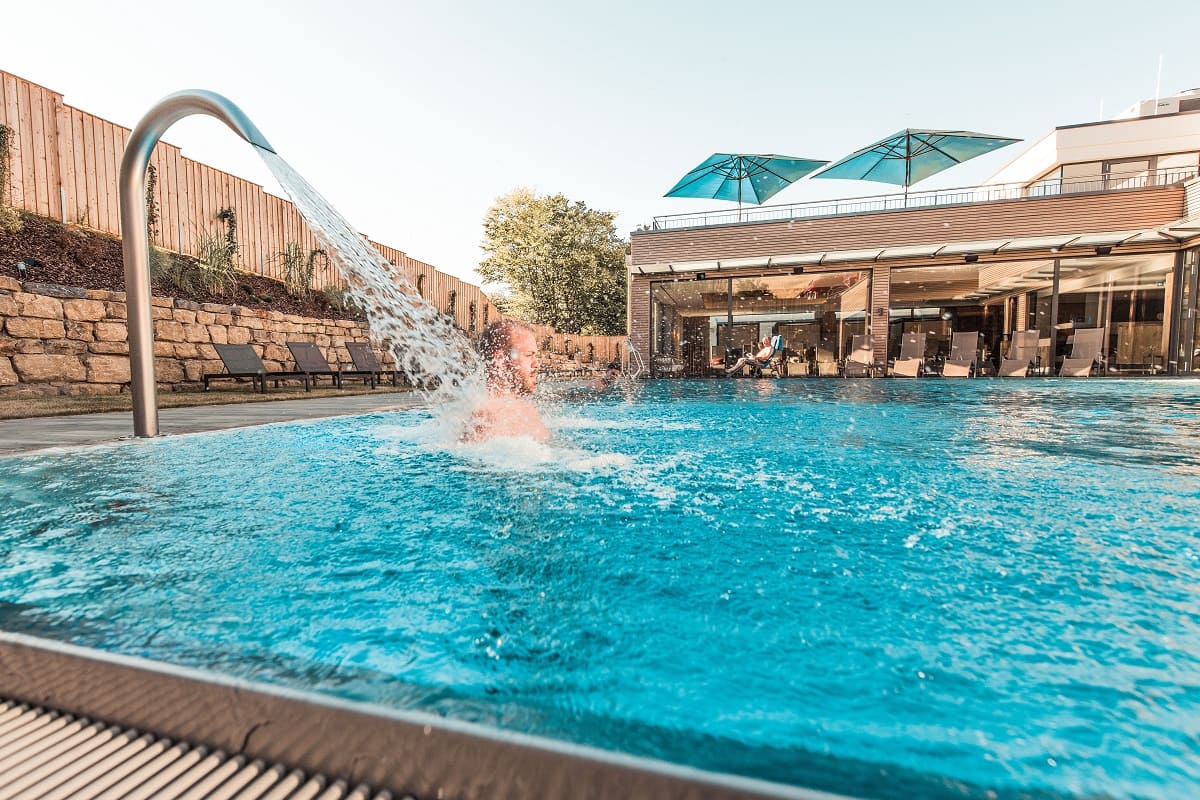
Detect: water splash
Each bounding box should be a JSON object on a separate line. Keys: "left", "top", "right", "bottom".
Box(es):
{"left": 258, "top": 150, "right": 483, "bottom": 404}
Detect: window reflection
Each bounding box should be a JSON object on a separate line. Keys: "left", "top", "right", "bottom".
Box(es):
{"left": 650, "top": 271, "right": 869, "bottom": 376}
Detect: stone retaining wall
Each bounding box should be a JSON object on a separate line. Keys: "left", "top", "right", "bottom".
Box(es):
{"left": 0, "top": 276, "right": 374, "bottom": 396}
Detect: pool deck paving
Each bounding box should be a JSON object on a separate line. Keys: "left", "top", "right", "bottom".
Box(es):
{"left": 0, "top": 391, "right": 422, "bottom": 455}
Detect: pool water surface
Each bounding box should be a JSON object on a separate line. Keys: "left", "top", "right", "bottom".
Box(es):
{"left": 1, "top": 378, "right": 1198, "bottom": 799}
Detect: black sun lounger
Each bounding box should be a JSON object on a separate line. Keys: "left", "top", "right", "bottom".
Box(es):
{"left": 287, "top": 341, "right": 376, "bottom": 389}
{"left": 345, "top": 342, "right": 400, "bottom": 387}
{"left": 204, "top": 343, "right": 311, "bottom": 392}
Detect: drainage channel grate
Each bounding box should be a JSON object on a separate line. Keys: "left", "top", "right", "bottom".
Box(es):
{"left": 0, "top": 699, "right": 401, "bottom": 800}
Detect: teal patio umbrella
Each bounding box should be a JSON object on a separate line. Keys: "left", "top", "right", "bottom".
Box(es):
{"left": 666, "top": 153, "right": 828, "bottom": 220}
{"left": 811, "top": 129, "right": 1021, "bottom": 203}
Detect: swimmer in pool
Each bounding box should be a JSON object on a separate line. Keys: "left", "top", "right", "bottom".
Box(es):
{"left": 464, "top": 320, "right": 550, "bottom": 441}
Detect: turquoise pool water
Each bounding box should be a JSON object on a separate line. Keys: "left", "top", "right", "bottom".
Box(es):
{"left": 1, "top": 379, "right": 1199, "bottom": 799}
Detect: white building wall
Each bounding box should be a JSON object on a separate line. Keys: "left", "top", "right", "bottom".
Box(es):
{"left": 985, "top": 111, "right": 1200, "bottom": 186}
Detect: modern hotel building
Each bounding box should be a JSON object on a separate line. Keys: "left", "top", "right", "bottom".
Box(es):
{"left": 628, "top": 90, "right": 1200, "bottom": 378}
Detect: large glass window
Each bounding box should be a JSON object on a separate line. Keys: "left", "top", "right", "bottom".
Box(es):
{"left": 650, "top": 271, "right": 869, "bottom": 377}
{"left": 1173, "top": 248, "right": 1198, "bottom": 374}
{"left": 1052, "top": 254, "right": 1174, "bottom": 373}
{"left": 1028, "top": 152, "right": 1198, "bottom": 196}
{"left": 890, "top": 254, "right": 1179, "bottom": 375}
{"left": 888, "top": 263, "right": 990, "bottom": 370}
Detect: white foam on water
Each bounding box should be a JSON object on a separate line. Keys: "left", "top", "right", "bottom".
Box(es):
{"left": 371, "top": 417, "right": 633, "bottom": 474}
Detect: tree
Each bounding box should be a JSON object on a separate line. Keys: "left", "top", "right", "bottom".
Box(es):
{"left": 478, "top": 188, "right": 627, "bottom": 335}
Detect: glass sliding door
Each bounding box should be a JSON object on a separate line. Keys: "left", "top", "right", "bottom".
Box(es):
{"left": 1176, "top": 248, "right": 1200, "bottom": 374}
{"left": 888, "top": 262, "right": 986, "bottom": 371}
{"left": 1053, "top": 254, "right": 1174, "bottom": 374}
{"left": 649, "top": 270, "right": 870, "bottom": 377}
{"left": 651, "top": 276, "right": 731, "bottom": 377}
{"left": 729, "top": 271, "right": 869, "bottom": 375}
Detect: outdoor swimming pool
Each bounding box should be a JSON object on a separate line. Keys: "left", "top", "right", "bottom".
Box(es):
{"left": 1, "top": 379, "right": 1198, "bottom": 799}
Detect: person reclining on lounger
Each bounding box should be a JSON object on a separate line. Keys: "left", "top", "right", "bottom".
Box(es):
{"left": 464, "top": 320, "right": 550, "bottom": 442}
{"left": 725, "top": 336, "right": 777, "bottom": 376}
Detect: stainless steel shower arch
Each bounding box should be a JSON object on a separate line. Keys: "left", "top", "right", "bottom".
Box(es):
{"left": 119, "top": 91, "right": 275, "bottom": 437}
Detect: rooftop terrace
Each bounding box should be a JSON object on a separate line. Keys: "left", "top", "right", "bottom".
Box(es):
{"left": 648, "top": 168, "right": 1199, "bottom": 232}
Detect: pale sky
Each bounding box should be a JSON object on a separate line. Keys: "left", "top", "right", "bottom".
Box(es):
{"left": 5, "top": 1, "right": 1200, "bottom": 285}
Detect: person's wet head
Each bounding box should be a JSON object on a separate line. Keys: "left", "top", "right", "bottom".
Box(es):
{"left": 477, "top": 320, "right": 539, "bottom": 395}
{"left": 589, "top": 360, "right": 622, "bottom": 391}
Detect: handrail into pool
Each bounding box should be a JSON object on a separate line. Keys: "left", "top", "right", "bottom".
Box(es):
{"left": 0, "top": 633, "right": 850, "bottom": 800}
{"left": 119, "top": 91, "right": 276, "bottom": 438}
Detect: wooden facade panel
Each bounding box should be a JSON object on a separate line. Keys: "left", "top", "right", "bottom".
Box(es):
{"left": 1186, "top": 178, "right": 1200, "bottom": 220}
{"left": 631, "top": 188, "right": 1187, "bottom": 266}
{"left": 28, "top": 85, "right": 50, "bottom": 218}
{"left": 80, "top": 114, "right": 97, "bottom": 227}
{"left": 54, "top": 98, "right": 73, "bottom": 223}
{"left": 70, "top": 110, "right": 87, "bottom": 223}
{"left": 45, "top": 88, "right": 63, "bottom": 221}
{"left": 869, "top": 267, "right": 890, "bottom": 364}
{"left": 1, "top": 74, "right": 22, "bottom": 207}
{"left": 94, "top": 118, "right": 112, "bottom": 232}
{"left": 15, "top": 80, "right": 36, "bottom": 211}
{"left": 629, "top": 274, "right": 652, "bottom": 370}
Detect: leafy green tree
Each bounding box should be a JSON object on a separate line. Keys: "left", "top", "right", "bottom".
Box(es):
{"left": 478, "top": 188, "right": 627, "bottom": 335}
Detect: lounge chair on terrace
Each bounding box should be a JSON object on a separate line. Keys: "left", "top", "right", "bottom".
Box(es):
{"left": 891, "top": 332, "right": 926, "bottom": 377}
{"left": 287, "top": 341, "right": 375, "bottom": 388}
{"left": 999, "top": 330, "right": 1040, "bottom": 377}
{"left": 942, "top": 331, "right": 980, "bottom": 377}
{"left": 203, "top": 343, "right": 310, "bottom": 392}
{"left": 815, "top": 347, "right": 840, "bottom": 376}
{"left": 753, "top": 334, "right": 785, "bottom": 377}
{"left": 345, "top": 342, "right": 400, "bottom": 387}
{"left": 653, "top": 355, "right": 685, "bottom": 378}
{"left": 843, "top": 334, "right": 877, "bottom": 377}
{"left": 726, "top": 335, "right": 783, "bottom": 377}
{"left": 1059, "top": 327, "right": 1106, "bottom": 377}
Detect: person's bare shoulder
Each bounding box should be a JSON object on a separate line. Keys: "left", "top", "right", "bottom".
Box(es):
{"left": 464, "top": 396, "right": 550, "bottom": 441}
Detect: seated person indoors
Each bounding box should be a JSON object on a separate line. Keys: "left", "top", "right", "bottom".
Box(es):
{"left": 589, "top": 361, "right": 622, "bottom": 391}
{"left": 725, "top": 336, "right": 776, "bottom": 375}
{"left": 464, "top": 320, "right": 550, "bottom": 442}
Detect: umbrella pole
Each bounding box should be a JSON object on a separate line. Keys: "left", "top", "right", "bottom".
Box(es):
{"left": 737, "top": 182, "right": 743, "bottom": 222}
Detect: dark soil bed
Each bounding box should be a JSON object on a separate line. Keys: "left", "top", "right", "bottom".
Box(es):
{"left": 0, "top": 212, "right": 359, "bottom": 319}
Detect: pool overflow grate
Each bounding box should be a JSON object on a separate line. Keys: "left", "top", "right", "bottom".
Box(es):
{"left": 0, "top": 699, "right": 401, "bottom": 800}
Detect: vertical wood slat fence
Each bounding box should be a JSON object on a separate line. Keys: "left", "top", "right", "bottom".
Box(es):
{"left": 0, "top": 70, "right": 509, "bottom": 332}
{"left": 0, "top": 69, "right": 625, "bottom": 365}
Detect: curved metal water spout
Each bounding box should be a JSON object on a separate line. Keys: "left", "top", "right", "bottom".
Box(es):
{"left": 119, "top": 91, "right": 275, "bottom": 437}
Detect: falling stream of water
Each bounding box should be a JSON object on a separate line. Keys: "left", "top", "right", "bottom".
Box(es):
{"left": 258, "top": 149, "right": 484, "bottom": 406}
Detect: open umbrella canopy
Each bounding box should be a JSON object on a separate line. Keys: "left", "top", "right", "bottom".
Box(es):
{"left": 811, "top": 129, "right": 1021, "bottom": 188}
{"left": 666, "top": 153, "right": 829, "bottom": 206}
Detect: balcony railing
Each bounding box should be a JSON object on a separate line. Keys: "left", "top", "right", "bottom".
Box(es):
{"left": 648, "top": 168, "right": 1199, "bottom": 232}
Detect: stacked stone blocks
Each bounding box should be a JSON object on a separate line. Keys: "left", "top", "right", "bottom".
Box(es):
{"left": 0, "top": 276, "right": 377, "bottom": 396}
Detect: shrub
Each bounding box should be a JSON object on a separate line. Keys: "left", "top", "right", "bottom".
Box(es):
{"left": 322, "top": 286, "right": 364, "bottom": 320}
{"left": 148, "top": 240, "right": 198, "bottom": 295}
{"left": 0, "top": 124, "right": 20, "bottom": 235}
{"left": 277, "top": 242, "right": 323, "bottom": 298}
{"left": 196, "top": 228, "right": 237, "bottom": 294}
{"left": 0, "top": 206, "right": 21, "bottom": 235}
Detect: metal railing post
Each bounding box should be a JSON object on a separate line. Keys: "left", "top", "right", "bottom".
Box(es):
{"left": 119, "top": 91, "right": 274, "bottom": 437}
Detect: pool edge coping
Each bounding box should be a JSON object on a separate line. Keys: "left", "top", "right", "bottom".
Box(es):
{"left": 0, "top": 632, "right": 848, "bottom": 800}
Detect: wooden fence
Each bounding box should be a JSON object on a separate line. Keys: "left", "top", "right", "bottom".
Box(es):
{"left": 0, "top": 69, "right": 625, "bottom": 365}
